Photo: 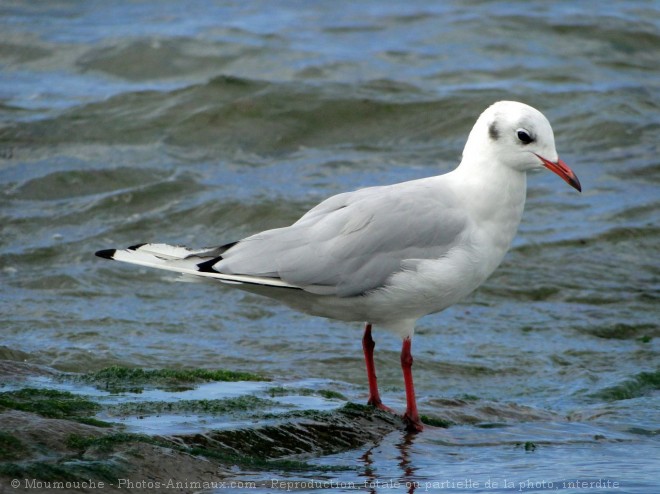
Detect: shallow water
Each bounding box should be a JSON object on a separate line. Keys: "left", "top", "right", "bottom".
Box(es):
{"left": 1, "top": 1, "right": 659, "bottom": 492}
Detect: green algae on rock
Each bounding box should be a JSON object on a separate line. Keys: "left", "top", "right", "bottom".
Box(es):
{"left": 267, "top": 385, "right": 347, "bottom": 401}
{"left": 103, "top": 395, "right": 278, "bottom": 418}
{"left": 592, "top": 371, "right": 660, "bottom": 402}
{"left": 0, "top": 432, "right": 27, "bottom": 461}
{"left": 0, "top": 388, "right": 100, "bottom": 421}
{"left": 1, "top": 399, "right": 399, "bottom": 487}
{"left": 79, "top": 365, "right": 268, "bottom": 392}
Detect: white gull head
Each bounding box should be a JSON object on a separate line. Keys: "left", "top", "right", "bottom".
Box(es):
{"left": 462, "top": 100, "right": 581, "bottom": 191}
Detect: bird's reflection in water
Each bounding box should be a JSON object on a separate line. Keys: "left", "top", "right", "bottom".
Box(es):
{"left": 359, "top": 445, "right": 377, "bottom": 494}
{"left": 397, "top": 433, "right": 419, "bottom": 494}
{"left": 358, "top": 431, "right": 421, "bottom": 494}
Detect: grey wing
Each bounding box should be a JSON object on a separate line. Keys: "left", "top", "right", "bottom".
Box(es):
{"left": 214, "top": 180, "right": 467, "bottom": 297}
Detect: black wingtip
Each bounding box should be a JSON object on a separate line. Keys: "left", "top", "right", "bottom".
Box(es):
{"left": 95, "top": 249, "right": 117, "bottom": 260}
{"left": 197, "top": 256, "right": 223, "bottom": 273}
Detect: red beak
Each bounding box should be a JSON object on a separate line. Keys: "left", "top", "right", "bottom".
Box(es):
{"left": 535, "top": 154, "right": 582, "bottom": 192}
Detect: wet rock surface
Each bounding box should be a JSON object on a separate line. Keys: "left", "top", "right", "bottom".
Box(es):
{"left": 0, "top": 361, "right": 404, "bottom": 492}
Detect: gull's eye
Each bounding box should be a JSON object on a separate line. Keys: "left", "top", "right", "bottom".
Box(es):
{"left": 516, "top": 128, "right": 534, "bottom": 144}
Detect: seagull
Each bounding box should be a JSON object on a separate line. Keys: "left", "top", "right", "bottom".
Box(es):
{"left": 96, "top": 100, "right": 581, "bottom": 433}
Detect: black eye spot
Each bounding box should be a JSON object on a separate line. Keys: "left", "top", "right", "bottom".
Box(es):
{"left": 488, "top": 122, "right": 500, "bottom": 141}
{"left": 517, "top": 129, "right": 534, "bottom": 144}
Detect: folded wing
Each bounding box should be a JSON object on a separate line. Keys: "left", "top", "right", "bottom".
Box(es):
{"left": 215, "top": 179, "right": 468, "bottom": 297}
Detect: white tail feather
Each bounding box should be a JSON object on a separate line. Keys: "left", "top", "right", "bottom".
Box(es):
{"left": 98, "top": 243, "right": 299, "bottom": 290}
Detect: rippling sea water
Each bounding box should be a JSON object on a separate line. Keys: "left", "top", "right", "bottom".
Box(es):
{"left": 1, "top": 1, "right": 658, "bottom": 493}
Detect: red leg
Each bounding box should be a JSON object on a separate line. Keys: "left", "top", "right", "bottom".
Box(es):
{"left": 362, "top": 323, "right": 394, "bottom": 413}
{"left": 401, "top": 337, "right": 423, "bottom": 432}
